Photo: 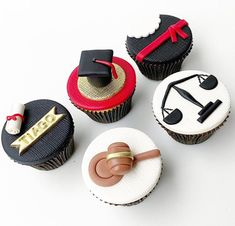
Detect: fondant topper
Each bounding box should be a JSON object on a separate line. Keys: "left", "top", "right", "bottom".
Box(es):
{"left": 11, "top": 106, "right": 64, "bottom": 155}
{"left": 161, "top": 74, "right": 222, "bottom": 125}
{"left": 136, "top": 19, "right": 189, "bottom": 62}
{"left": 78, "top": 49, "right": 118, "bottom": 88}
{"left": 5, "top": 103, "right": 25, "bottom": 135}
{"left": 127, "top": 13, "right": 161, "bottom": 38}
{"left": 89, "top": 142, "right": 160, "bottom": 187}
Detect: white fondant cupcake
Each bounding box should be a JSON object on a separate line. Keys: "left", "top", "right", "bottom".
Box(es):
{"left": 82, "top": 127, "right": 163, "bottom": 206}
{"left": 153, "top": 70, "right": 231, "bottom": 144}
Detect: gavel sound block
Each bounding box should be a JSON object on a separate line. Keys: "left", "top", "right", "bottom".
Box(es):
{"left": 89, "top": 142, "right": 161, "bottom": 187}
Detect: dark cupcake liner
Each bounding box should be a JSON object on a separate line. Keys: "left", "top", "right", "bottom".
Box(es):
{"left": 33, "top": 137, "right": 75, "bottom": 170}
{"left": 126, "top": 42, "right": 193, "bottom": 80}
{"left": 91, "top": 162, "right": 163, "bottom": 206}
{"left": 154, "top": 113, "right": 230, "bottom": 144}
{"left": 71, "top": 93, "right": 134, "bottom": 123}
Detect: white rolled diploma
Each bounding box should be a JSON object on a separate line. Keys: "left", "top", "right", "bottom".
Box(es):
{"left": 5, "top": 103, "right": 25, "bottom": 135}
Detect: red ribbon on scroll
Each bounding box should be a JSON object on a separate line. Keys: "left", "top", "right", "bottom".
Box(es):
{"left": 6, "top": 114, "right": 24, "bottom": 121}
{"left": 136, "top": 19, "right": 189, "bottom": 62}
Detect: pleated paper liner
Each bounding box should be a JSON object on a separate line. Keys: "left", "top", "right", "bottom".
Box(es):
{"left": 126, "top": 42, "right": 193, "bottom": 81}
{"left": 154, "top": 113, "right": 230, "bottom": 145}
{"left": 71, "top": 93, "right": 134, "bottom": 123}
{"left": 33, "top": 137, "right": 75, "bottom": 170}
{"left": 91, "top": 162, "right": 163, "bottom": 206}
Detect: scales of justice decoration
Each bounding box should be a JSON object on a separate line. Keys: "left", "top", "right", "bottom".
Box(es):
{"left": 161, "top": 74, "right": 222, "bottom": 125}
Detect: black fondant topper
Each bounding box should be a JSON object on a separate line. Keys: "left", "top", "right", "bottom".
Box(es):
{"left": 161, "top": 74, "right": 222, "bottom": 125}
{"left": 78, "top": 49, "right": 117, "bottom": 88}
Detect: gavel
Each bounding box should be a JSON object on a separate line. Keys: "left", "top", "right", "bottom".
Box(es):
{"left": 106, "top": 142, "right": 160, "bottom": 175}
{"left": 89, "top": 142, "right": 161, "bottom": 187}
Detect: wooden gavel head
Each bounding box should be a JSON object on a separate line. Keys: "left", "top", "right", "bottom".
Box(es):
{"left": 106, "top": 142, "right": 134, "bottom": 176}
{"left": 106, "top": 142, "right": 161, "bottom": 176}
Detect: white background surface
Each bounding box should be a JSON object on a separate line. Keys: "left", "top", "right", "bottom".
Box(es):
{"left": 0, "top": 1, "right": 234, "bottom": 226}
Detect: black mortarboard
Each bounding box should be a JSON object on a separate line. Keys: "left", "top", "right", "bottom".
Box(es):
{"left": 78, "top": 49, "right": 114, "bottom": 87}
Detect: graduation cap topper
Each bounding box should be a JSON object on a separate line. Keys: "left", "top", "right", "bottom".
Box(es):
{"left": 78, "top": 50, "right": 118, "bottom": 88}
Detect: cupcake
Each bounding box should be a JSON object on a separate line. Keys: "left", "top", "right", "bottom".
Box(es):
{"left": 82, "top": 127, "right": 162, "bottom": 206}
{"left": 152, "top": 70, "right": 230, "bottom": 144}
{"left": 1, "top": 99, "right": 74, "bottom": 170}
{"left": 67, "top": 49, "right": 136, "bottom": 123}
{"left": 126, "top": 14, "right": 193, "bottom": 80}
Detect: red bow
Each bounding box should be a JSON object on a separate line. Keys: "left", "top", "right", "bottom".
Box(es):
{"left": 6, "top": 114, "right": 24, "bottom": 121}
{"left": 136, "top": 19, "right": 189, "bottom": 62}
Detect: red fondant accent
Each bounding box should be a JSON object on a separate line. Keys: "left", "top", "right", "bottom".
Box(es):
{"left": 67, "top": 57, "right": 136, "bottom": 111}
{"left": 136, "top": 19, "right": 189, "bottom": 62}
{"left": 94, "top": 59, "right": 118, "bottom": 79}
{"left": 6, "top": 114, "right": 24, "bottom": 121}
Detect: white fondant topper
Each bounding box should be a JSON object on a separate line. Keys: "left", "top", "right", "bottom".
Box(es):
{"left": 127, "top": 13, "right": 161, "bottom": 38}
{"left": 153, "top": 70, "right": 231, "bottom": 135}
{"left": 5, "top": 103, "right": 25, "bottom": 135}
{"left": 82, "top": 127, "right": 162, "bottom": 205}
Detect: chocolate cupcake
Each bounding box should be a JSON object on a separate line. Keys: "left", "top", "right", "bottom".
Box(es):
{"left": 67, "top": 49, "right": 136, "bottom": 123}
{"left": 152, "top": 70, "right": 230, "bottom": 144}
{"left": 126, "top": 14, "right": 193, "bottom": 80}
{"left": 1, "top": 99, "right": 74, "bottom": 170}
{"left": 82, "top": 127, "right": 163, "bottom": 206}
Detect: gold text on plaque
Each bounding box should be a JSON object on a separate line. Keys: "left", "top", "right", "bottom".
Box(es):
{"left": 11, "top": 107, "right": 64, "bottom": 155}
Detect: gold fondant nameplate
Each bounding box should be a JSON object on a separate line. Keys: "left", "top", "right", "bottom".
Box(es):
{"left": 11, "top": 107, "right": 64, "bottom": 155}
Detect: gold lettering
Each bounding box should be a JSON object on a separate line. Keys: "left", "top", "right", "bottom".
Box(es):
{"left": 38, "top": 121, "right": 47, "bottom": 130}
{"left": 32, "top": 127, "right": 40, "bottom": 137}
{"left": 27, "top": 132, "right": 34, "bottom": 141}
{"left": 11, "top": 107, "right": 64, "bottom": 155}
{"left": 45, "top": 114, "right": 56, "bottom": 123}
{"left": 18, "top": 135, "right": 29, "bottom": 145}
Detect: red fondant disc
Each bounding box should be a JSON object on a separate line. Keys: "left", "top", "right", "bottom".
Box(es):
{"left": 67, "top": 57, "right": 136, "bottom": 111}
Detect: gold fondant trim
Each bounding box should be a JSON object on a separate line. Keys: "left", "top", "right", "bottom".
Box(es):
{"left": 11, "top": 107, "right": 65, "bottom": 155}
{"left": 106, "top": 151, "right": 134, "bottom": 161}
{"left": 78, "top": 63, "right": 126, "bottom": 101}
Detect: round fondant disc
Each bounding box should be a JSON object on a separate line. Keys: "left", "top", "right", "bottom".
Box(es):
{"left": 1, "top": 99, "right": 74, "bottom": 165}
{"left": 82, "top": 127, "right": 162, "bottom": 205}
{"left": 153, "top": 70, "right": 230, "bottom": 135}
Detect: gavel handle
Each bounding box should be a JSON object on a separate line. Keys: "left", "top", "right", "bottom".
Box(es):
{"left": 134, "top": 149, "right": 161, "bottom": 164}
